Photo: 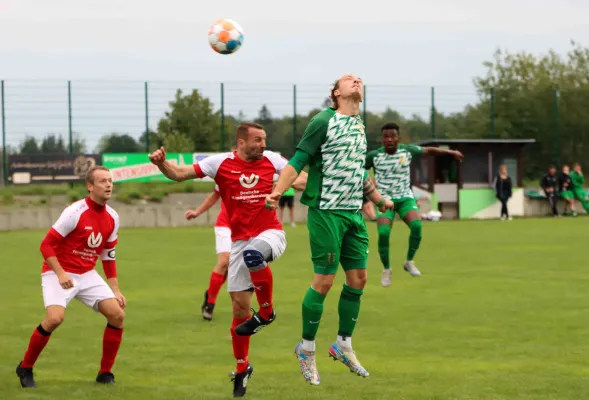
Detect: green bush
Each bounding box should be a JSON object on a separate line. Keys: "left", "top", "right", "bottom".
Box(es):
{"left": 1, "top": 193, "right": 14, "bottom": 205}
{"left": 147, "top": 191, "right": 165, "bottom": 203}
{"left": 116, "top": 192, "right": 134, "bottom": 205}
{"left": 127, "top": 189, "right": 142, "bottom": 200}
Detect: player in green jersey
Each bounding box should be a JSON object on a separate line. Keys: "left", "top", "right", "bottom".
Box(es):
{"left": 266, "top": 74, "right": 394, "bottom": 386}
{"left": 365, "top": 123, "right": 463, "bottom": 287}
{"left": 570, "top": 163, "right": 589, "bottom": 213}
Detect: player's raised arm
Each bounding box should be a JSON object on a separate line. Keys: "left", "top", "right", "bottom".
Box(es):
{"left": 421, "top": 145, "right": 464, "bottom": 162}
{"left": 148, "top": 147, "right": 198, "bottom": 182}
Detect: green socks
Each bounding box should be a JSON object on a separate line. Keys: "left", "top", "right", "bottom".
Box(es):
{"left": 301, "top": 287, "right": 326, "bottom": 341}
{"left": 302, "top": 284, "right": 364, "bottom": 342}
{"left": 407, "top": 219, "right": 422, "bottom": 261}
{"left": 377, "top": 223, "right": 392, "bottom": 269}
{"left": 337, "top": 284, "right": 363, "bottom": 337}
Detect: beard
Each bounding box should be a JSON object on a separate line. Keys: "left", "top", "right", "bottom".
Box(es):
{"left": 347, "top": 90, "right": 363, "bottom": 103}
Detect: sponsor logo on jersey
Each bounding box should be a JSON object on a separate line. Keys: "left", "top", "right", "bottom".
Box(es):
{"left": 239, "top": 173, "right": 259, "bottom": 189}
{"left": 88, "top": 232, "right": 103, "bottom": 248}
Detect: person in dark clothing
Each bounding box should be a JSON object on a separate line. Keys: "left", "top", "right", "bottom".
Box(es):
{"left": 494, "top": 164, "right": 513, "bottom": 220}
{"left": 540, "top": 166, "right": 559, "bottom": 217}
{"left": 559, "top": 165, "right": 576, "bottom": 216}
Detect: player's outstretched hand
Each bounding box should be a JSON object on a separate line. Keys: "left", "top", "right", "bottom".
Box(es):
{"left": 114, "top": 291, "right": 127, "bottom": 309}
{"left": 265, "top": 191, "right": 281, "bottom": 210}
{"left": 185, "top": 210, "right": 199, "bottom": 220}
{"left": 379, "top": 199, "right": 394, "bottom": 213}
{"left": 148, "top": 147, "right": 167, "bottom": 166}
{"left": 451, "top": 150, "right": 464, "bottom": 162}
{"left": 57, "top": 272, "right": 74, "bottom": 289}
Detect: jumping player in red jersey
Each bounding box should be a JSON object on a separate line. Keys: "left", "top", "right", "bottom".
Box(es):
{"left": 185, "top": 185, "right": 230, "bottom": 320}
{"left": 149, "top": 122, "right": 307, "bottom": 397}
{"left": 15, "top": 166, "right": 126, "bottom": 388}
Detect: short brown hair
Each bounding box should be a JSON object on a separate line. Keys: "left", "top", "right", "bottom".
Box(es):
{"left": 330, "top": 79, "right": 341, "bottom": 109}
{"left": 236, "top": 122, "right": 264, "bottom": 141}
{"left": 85, "top": 166, "right": 110, "bottom": 185}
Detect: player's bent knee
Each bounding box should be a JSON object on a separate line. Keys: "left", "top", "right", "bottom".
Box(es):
{"left": 346, "top": 269, "right": 367, "bottom": 289}
{"left": 230, "top": 292, "right": 252, "bottom": 318}
{"left": 312, "top": 274, "right": 335, "bottom": 295}
{"left": 44, "top": 307, "right": 65, "bottom": 330}
{"left": 408, "top": 219, "right": 422, "bottom": 237}
{"left": 242, "top": 248, "right": 266, "bottom": 271}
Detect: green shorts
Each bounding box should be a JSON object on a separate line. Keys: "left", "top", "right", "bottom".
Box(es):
{"left": 560, "top": 190, "right": 574, "bottom": 200}
{"left": 307, "top": 208, "right": 369, "bottom": 275}
{"left": 375, "top": 197, "right": 419, "bottom": 221}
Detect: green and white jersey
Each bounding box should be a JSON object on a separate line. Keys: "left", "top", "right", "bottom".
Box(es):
{"left": 365, "top": 144, "right": 424, "bottom": 200}
{"left": 297, "top": 108, "right": 367, "bottom": 210}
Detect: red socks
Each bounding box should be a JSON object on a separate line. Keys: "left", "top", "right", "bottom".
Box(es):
{"left": 231, "top": 315, "right": 251, "bottom": 373}
{"left": 249, "top": 267, "right": 274, "bottom": 320}
{"left": 100, "top": 324, "right": 123, "bottom": 374}
{"left": 207, "top": 271, "right": 227, "bottom": 304}
{"left": 21, "top": 323, "right": 122, "bottom": 374}
{"left": 21, "top": 325, "right": 51, "bottom": 369}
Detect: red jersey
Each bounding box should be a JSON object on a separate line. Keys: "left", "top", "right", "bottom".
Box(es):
{"left": 40, "top": 197, "right": 120, "bottom": 277}
{"left": 193, "top": 151, "right": 287, "bottom": 241}
{"left": 214, "top": 185, "right": 230, "bottom": 228}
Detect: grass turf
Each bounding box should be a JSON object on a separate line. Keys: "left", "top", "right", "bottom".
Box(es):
{"left": 1, "top": 217, "right": 587, "bottom": 399}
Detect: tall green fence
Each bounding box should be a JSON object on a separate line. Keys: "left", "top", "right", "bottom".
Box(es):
{"left": 0, "top": 80, "right": 586, "bottom": 184}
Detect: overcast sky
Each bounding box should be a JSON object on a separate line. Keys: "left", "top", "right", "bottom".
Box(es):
{"left": 1, "top": 0, "right": 588, "bottom": 151}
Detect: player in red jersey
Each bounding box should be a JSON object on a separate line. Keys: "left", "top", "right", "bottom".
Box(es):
{"left": 149, "top": 122, "right": 307, "bottom": 397}
{"left": 185, "top": 185, "right": 230, "bottom": 320}
{"left": 15, "top": 166, "right": 126, "bottom": 388}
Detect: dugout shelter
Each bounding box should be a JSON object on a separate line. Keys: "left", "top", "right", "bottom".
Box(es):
{"left": 410, "top": 139, "right": 536, "bottom": 220}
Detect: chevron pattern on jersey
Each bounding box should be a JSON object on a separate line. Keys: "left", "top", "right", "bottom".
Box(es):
{"left": 374, "top": 149, "right": 415, "bottom": 200}
{"left": 319, "top": 114, "right": 367, "bottom": 209}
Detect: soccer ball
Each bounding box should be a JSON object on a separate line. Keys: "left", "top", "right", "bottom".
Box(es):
{"left": 208, "top": 19, "right": 244, "bottom": 55}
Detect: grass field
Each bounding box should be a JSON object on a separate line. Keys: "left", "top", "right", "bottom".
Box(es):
{"left": 1, "top": 217, "right": 588, "bottom": 399}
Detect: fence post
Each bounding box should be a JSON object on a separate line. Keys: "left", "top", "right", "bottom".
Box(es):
{"left": 68, "top": 81, "right": 73, "bottom": 153}
{"left": 553, "top": 88, "right": 559, "bottom": 166}
{"left": 489, "top": 87, "right": 495, "bottom": 138}
{"left": 1, "top": 80, "right": 5, "bottom": 185}
{"left": 220, "top": 82, "right": 225, "bottom": 151}
{"left": 144, "top": 81, "right": 150, "bottom": 152}
{"left": 362, "top": 85, "right": 367, "bottom": 127}
{"left": 430, "top": 86, "right": 436, "bottom": 138}
{"left": 293, "top": 84, "right": 297, "bottom": 149}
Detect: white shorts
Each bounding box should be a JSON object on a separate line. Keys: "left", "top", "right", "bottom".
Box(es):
{"left": 228, "top": 229, "right": 287, "bottom": 292}
{"left": 42, "top": 270, "right": 115, "bottom": 312}
{"left": 215, "top": 226, "right": 231, "bottom": 254}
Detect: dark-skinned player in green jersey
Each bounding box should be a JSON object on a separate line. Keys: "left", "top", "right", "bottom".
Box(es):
{"left": 365, "top": 123, "right": 463, "bottom": 286}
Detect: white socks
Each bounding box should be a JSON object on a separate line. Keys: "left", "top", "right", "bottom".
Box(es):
{"left": 301, "top": 339, "right": 316, "bottom": 352}
{"left": 337, "top": 335, "right": 352, "bottom": 349}
{"left": 300, "top": 336, "right": 352, "bottom": 352}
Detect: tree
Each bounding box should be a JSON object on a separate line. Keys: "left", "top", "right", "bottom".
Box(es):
{"left": 19, "top": 136, "right": 40, "bottom": 154}
{"left": 472, "top": 40, "right": 589, "bottom": 177}
{"left": 255, "top": 105, "right": 273, "bottom": 126}
{"left": 97, "top": 133, "right": 141, "bottom": 153}
{"left": 138, "top": 130, "right": 163, "bottom": 153}
{"left": 162, "top": 133, "right": 195, "bottom": 153}
{"left": 157, "top": 89, "right": 222, "bottom": 152}
{"left": 40, "top": 134, "right": 66, "bottom": 154}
